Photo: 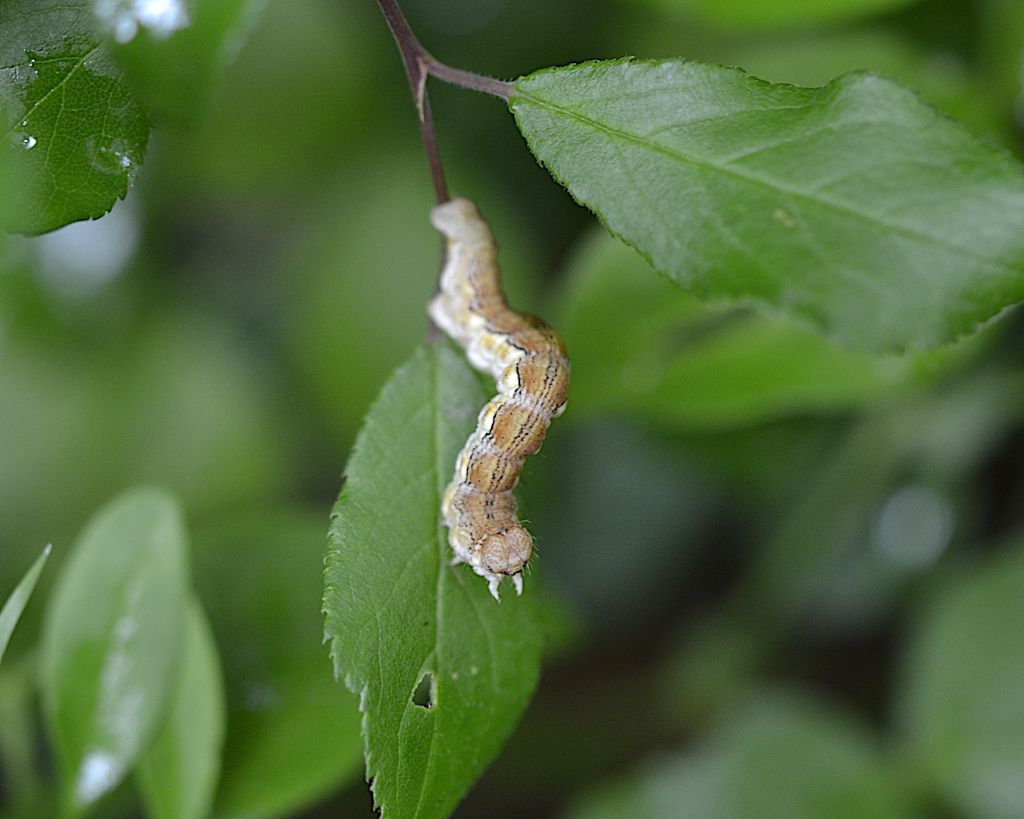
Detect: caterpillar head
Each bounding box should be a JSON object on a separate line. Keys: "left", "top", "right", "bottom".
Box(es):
{"left": 469, "top": 525, "right": 531, "bottom": 601}
{"left": 430, "top": 198, "right": 492, "bottom": 245}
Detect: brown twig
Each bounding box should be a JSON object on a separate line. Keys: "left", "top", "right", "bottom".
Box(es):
{"left": 375, "top": 0, "right": 513, "bottom": 203}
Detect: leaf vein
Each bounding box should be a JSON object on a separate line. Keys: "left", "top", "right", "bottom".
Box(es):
{"left": 518, "top": 94, "right": 1024, "bottom": 275}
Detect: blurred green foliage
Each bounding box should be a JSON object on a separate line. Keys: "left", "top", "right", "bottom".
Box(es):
{"left": 137, "top": 600, "right": 225, "bottom": 819}
{"left": 0, "top": 546, "right": 49, "bottom": 667}
{"left": 1, "top": 0, "right": 1023, "bottom": 817}
{"left": 632, "top": 0, "right": 923, "bottom": 30}
{"left": 568, "top": 690, "right": 910, "bottom": 819}
{"left": 192, "top": 510, "right": 363, "bottom": 819}
{"left": 40, "top": 489, "right": 190, "bottom": 816}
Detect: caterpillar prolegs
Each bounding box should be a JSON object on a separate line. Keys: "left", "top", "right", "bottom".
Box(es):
{"left": 428, "top": 198, "right": 569, "bottom": 600}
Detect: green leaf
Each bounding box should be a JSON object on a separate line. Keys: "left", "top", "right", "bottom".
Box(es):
{"left": 137, "top": 600, "right": 225, "bottom": 819}
{"left": 898, "top": 543, "right": 1024, "bottom": 819}
{"left": 97, "top": 0, "right": 265, "bottom": 126}
{"left": 569, "top": 690, "right": 909, "bottom": 819}
{"left": 0, "top": 544, "right": 51, "bottom": 666}
{"left": 0, "top": 0, "right": 148, "bottom": 235}
{"left": 39, "top": 487, "right": 189, "bottom": 815}
{"left": 559, "top": 230, "right": 937, "bottom": 427}
{"left": 512, "top": 60, "right": 1024, "bottom": 352}
{"left": 632, "top": 0, "right": 922, "bottom": 29}
{"left": 191, "top": 509, "right": 363, "bottom": 819}
{"left": 323, "top": 344, "right": 545, "bottom": 819}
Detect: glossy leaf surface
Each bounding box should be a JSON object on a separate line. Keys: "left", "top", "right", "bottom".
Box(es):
{"left": 513, "top": 60, "right": 1024, "bottom": 351}
{"left": 0, "top": 0, "right": 148, "bottom": 234}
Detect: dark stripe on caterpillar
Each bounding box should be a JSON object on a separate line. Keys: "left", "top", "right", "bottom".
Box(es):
{"left": 428, "top": 198, "right": 569, "bottom": 600}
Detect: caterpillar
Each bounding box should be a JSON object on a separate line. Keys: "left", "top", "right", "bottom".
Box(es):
{"left": 428, "top": 198, "right": 569, "bottom": 601}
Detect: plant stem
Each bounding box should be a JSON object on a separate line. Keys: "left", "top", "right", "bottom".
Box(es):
{"left": 376, "top": 0, "right": 447, "bottom": 202}
{"left": 424, "top": 57, "right": 513, "bottom": 100}
{"left": 375, "top": 0, "right": 514, "bottom": 203}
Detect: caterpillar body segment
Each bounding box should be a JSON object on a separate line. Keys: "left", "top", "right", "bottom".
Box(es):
{"left": 428, "top": 198, "right": 569, "bottom": 600}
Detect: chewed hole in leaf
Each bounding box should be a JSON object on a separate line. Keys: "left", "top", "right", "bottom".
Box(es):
{"left": 412, "top": 672, "right": 435, "bottom": 709}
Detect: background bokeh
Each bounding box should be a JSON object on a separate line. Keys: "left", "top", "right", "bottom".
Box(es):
{"left": 2, "top": 0, "right": 1023, "bottom": 817}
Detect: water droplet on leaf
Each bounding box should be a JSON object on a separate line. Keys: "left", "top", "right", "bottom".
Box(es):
{"left": 10, "top": 132, "right": 37, "bottom": 150}
{"left": 86, "top": 137, "right": 139, "bottom": 180}
{"left": 75, "top": 751, "right": 121, "bottom": 803}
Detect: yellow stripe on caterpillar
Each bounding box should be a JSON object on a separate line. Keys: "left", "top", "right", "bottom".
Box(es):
{"left": 429, "top": 198, "right": 569, "bottom": 600}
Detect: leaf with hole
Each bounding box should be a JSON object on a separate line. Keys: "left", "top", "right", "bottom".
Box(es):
{"left": 512, "top": 60, "right": 1024, "bottom": 352}
{"left": 323, "top": 344, "right": 545, "bottom": 819}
